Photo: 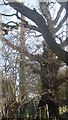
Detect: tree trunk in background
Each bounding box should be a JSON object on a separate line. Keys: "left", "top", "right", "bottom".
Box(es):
{"left": 0, "top": 71, "right": 2, "bottom": 119}
{"left": 0, "top": 13, "right": 2, "bottom": 42}
{"left": 19, "top": 16, "right": 26, "bottom": 100}
{"left": 39, "top": 43, "right": 59, "bottom": 120}
{"left": 0, "top": 14, "right": 2, "bottom": 119}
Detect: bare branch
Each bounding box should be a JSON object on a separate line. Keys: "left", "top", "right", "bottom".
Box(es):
{"left": 2, "top": 22, "right": 19, "bottom": 29}
{"left": 53, "top": 6, "right": 63, "bottom": 25}
{"left": 5, "top": 2, "right": 68, "bottom": 65}
{"left": 61, "top": 37, "right": 68, "bottom": 47}
{"left": 2, "top": 37, "right": 41, "bottom": 63}
{"left": 54, "top": 14, "right": 67, "bottom": 33}
{"left": 2, "top": 37, "right": 20, "bottom": 51}
{"left": 2, "top": 13, "right": 16, "bottom": 17}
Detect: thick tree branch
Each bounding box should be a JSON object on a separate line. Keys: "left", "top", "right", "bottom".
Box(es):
{"left": 8, "top": 2, "right": 68, "bottom": 65}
